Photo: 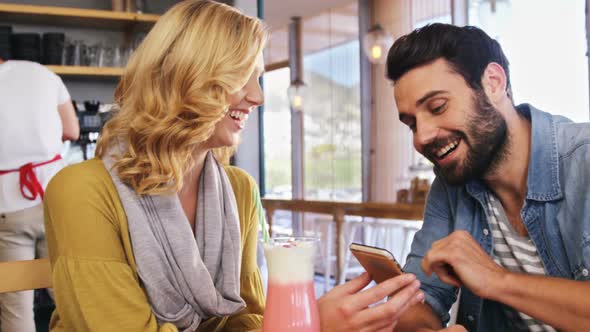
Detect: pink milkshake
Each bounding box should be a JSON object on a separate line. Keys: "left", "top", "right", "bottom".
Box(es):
{"left": 263, "top": 237, "right": 320, "bottom": 332}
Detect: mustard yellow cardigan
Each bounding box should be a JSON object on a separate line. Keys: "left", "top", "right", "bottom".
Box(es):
{"left": 43, "top": 158, "right": 265, "bottom": 332}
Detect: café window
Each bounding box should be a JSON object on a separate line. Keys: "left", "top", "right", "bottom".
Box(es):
{"left": 469, "top": 0, "right": 589, "bottom": 122}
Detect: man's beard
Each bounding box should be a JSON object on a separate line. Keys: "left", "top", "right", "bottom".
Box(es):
{"left": 426, "top": 90, "right": 509, "bottom": 185}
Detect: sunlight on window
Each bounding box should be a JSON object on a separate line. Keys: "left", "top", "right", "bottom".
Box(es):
{"left": 469, "top": 0, "right": 589, "bottom": 122}
{"left": 263, "top": 68, "right": 292, "bottom": 199}
{"left": 304, "top": 41, "right": 362, "bottom": 202}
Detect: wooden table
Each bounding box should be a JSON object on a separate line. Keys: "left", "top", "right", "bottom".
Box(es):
{"left": 261, "top": 199, "right": 425, "bottom": 285}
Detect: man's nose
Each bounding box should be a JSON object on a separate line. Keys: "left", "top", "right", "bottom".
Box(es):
{"left": 414, "top": 120, "right": 438, "bottom": 147}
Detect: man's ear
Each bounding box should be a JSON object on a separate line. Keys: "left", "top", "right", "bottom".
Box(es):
{"left": 481, "top": 62, "right": 508, "bottom": 104}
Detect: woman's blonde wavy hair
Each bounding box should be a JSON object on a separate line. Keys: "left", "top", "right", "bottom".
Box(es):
{"left": 96, "top": 0, "right": 267, "bottom": 195}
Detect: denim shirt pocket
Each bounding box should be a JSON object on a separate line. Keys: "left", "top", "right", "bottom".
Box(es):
{"left": 573, "top": 233, "right": 590, "bottom": 281}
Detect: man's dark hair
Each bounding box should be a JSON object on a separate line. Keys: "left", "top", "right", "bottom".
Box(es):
{"left": 386, "top": 23, "right": 511, "bottom": 96}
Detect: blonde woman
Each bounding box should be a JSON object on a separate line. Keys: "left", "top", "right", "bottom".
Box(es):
{"left": 44, "top": 1, "right": 266, "bottom": 331}
{"left": 43, "top": 1, "right": 424, "bottom": 331}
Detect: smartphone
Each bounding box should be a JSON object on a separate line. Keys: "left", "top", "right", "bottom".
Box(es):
{"left": 349, "top": 242, "right": 404, "bottom": 283}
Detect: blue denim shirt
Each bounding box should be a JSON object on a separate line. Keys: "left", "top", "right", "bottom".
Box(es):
{"left": 403, "top": 104, "right": 590, "bottom": 332}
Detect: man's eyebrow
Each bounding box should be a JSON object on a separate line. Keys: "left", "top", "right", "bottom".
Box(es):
{"left": 415, "top": 90, "right": 447, "bottom": 108}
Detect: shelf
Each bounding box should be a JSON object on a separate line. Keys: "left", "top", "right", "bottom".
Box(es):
{"left": 45, "top": 65, "right": 123, "bottom": 78}
{"left": 0, "top": 3, "right": 159, "bottom": 30}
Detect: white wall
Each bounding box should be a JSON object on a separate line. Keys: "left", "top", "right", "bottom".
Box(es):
{"left": 369, "top": 0, "right": 415, "bottom": 202}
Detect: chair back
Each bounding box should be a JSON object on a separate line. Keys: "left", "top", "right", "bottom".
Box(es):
{"left": 0, "top": 258, "right": 52, "bottom": 293}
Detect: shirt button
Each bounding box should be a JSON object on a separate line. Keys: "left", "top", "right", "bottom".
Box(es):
{"left": 467, "top": 315, "right": 475, "bottom": 321}
{"left": 483, "top": 229, "right": 489, "bottom": 236}
{"left": 582, "top": 269, "right": 589, "bottom": 277}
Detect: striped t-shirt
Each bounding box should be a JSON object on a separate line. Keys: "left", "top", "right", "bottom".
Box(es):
{"left": 484, "top": 193, "right": 556, "bottom": 332}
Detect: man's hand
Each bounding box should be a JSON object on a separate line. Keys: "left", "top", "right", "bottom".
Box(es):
{"left": 318, "top": 272, "right": 425, "bottom": 332}
{"left": 415, "top": 324, "right": 468, "bottom": 332}
{"left": 421, "top": 230, "right": 507, "bottom": 298}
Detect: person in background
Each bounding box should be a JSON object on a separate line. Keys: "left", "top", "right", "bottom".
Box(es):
{"left": 387, "top": 23, "right": 590, "bottom": 331}
{"left": 0, "top": 58, "right": 78, "bottom": 332}
{"left": 43, "top": 1, "right": 424, "bottom": 331}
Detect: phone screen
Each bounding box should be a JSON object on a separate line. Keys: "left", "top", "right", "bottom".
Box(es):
{"left": 349, "top": 243, "right": 403, "bottom": 283}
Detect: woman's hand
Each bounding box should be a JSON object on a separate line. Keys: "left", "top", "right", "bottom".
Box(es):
{"left": 441, "top": 325, "right": 467, "bottom": 332}
{"left": 318, "top": 273, "right": 424, "bottom": 332}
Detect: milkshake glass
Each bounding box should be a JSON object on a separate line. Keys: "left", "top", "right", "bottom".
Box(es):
{"left": 262, "top": 237, "right": 320, "bottom": 332}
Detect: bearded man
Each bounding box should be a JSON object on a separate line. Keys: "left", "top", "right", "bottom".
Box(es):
{"left": 387, "top": 23, "right": 590, "bottom": 332}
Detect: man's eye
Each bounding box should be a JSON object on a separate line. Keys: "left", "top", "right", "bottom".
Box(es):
{"left": 431, "top": 102, "right": 446, "bottom": 114}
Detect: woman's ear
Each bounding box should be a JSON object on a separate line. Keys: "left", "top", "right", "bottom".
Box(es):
{"left": 481, "top": 62, "right": 508, "bottom": 104}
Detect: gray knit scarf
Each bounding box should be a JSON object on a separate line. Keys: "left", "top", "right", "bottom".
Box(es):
{"left": 103, "top": 150, "right": 245, "bottom": 331}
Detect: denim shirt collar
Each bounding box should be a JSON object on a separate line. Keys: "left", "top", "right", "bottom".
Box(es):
{"left": 464, "top": 103, "right": 563, "bottom": 202}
